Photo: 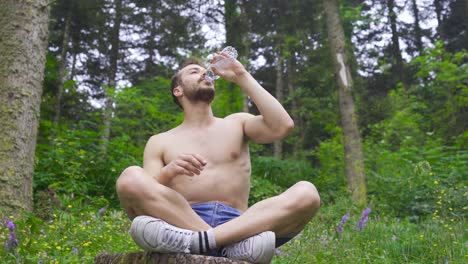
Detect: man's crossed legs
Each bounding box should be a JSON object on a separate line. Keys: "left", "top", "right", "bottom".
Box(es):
{"left": 116, "top": 166, "right": 321, "bottom": 264}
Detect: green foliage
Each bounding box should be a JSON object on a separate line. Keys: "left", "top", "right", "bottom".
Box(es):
{"left": 310, "top": 131, "right": 348, "bottom": 203}
{"left": 1, "top": 198, "right": 464, "bottom": 263}
{"left": 272, "top": 199, "right": 465, "bottom": 264}
{"left": 360, "top": 45, "right": 468, "bottom": 219}
{"left": 0, "top": 196, "right": 137, "bottom": 263}
{"left": 249, "top": 156, "right": 316, "bottom": 205}
{"left": 410, "top": 42, "right": 468, "bottom": 138}
{"left": 34, "top": 121, "right": 139, "bottom": 206}
{"left": 365, "top": 131, "right": 467, "bottom": 220}
{"left": 211, "top": 79, "right": 244, "bottom": 118}
{"left": 249, "top": 176, "right": 283, "bottom": 206}
{"left": 113, "top": 77, "right": 183, "bottom": 147}
{"left": 252, "top": 156, "right": 316, "bottom": 188}
{"left": 368, "top": 88, "right": 428, "bottom": 149}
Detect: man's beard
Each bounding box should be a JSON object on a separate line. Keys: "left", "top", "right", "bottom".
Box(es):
{"left": 184, "top": 86, "right": 215, "bottom": 104}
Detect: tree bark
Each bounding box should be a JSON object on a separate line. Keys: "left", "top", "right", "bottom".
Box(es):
{"left": 94, "top": 252, "right": 251, "bottom": 264}
{"left": 144, "top": 0, "right": 158, "bottom": 78}
{"left": 100, "top": 0, "right": 123, "bottom": 155}
{"left": 0, "top": 0, "right": 49, "bottom": 216}
{"left": 433, "top": 0, "right": 445, "bottom": 40}
{"left": 225, "top": 0, "right": 251, "bottom": 113}
{"left": 273, "top": 54, "right": 283, "bottom": 159}
{"left": 386, "top": 0, "right": 406, "bottom": 89}
{"left": 411, "top": 0, "right": 423, "bottom": 55}
{"left": 52, "top": 10, "right": 71, "bottom": 133}
{"left": 323, "top": 0, "right": 367, "bottom": 205}
{"left": 286, "top": 57, "right": 303, "bottom": 157}
{"left": 239, "top": 0, "right": 251, "bottom": 113}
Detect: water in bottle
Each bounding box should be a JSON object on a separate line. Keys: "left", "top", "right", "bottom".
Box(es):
{"left": 205, "top": 46, "right": 238, "bottom": 82}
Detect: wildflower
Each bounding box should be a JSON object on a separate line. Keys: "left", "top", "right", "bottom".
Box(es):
{"left": 355, "top": 207, "right": 371, "bottom": 231}
{"left": 274, "top": 248, "right": 285, "bottom": 256}
{"left": 4, "top": 218, "right": 19, "bottom": 254}
{"left": 72, "top": 247, "right": 79, "bottom": 254}
{"left": 337, "top": 212, "right": 350, "bottom": 233}
{"left": 5, "top": 220, "right": 15, "bottom": 231}
{"left": 98, "top": 206, "right": 107, "bottom": 217}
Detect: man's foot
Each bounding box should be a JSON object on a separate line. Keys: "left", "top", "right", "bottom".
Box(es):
{"left": 222, "top": 231, "right": 275, "bottom": 264}
{"left": 130, "top": 215, "right": 193, "bottom": 253}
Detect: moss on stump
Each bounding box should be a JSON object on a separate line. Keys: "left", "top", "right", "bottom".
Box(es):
{"left": 94, "top": 252, "right": 251, "bottom": 264}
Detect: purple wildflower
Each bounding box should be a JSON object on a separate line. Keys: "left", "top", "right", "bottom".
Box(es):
{"left": 72, "top": 247, "right": 79, "bottom": 255}
{"left": 98, "top": 206, "right": 107, "bottom": 217}
{"left": 355, "top": 207, "right": 371, "bottom": 231}
{"left": 5, "top": 219, "right": 15, "bottom": 231}
{"left": 274, "top": 248, "right": 289, "bottom": 257}
{"left": 337, "top": 212, "right": 350, "bottom": 233}
{"left": 274, "top": 248, "right": 284, "bottom": 256}
{"left": 4, "top": 218, "right": 18, "bottom": 254}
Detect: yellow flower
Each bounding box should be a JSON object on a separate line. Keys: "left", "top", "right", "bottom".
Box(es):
{"left": 434, "top": 180, "right": 439, "bottom": 185}
{"left": 56, "top": 246, "right": 62, "bottom": 250}
{"left": 68, "top": 204, "right": 72, "bottom": 208}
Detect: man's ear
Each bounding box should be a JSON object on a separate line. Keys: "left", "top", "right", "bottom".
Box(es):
{"left": 173, "top": 86, "right": 183, "bottom": 97}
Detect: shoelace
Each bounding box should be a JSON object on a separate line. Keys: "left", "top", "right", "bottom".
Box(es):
{"left": 223, "top": 238, "right": 251, "bottom": 259}
{"left": 160, "top": 226, "right": 192, "bottom": 252}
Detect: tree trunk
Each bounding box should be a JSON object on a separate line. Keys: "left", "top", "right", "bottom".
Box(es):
{"left": 239, "top": 0, "right": 251, "bottom": 113}
{"left": 433, "top": 0, "right": 445, "bottom": 40}
{"left": 225, "top": 0, "right": 250, "bottom": 113}
{"left": 144, "top": 0, "right": 158, "bottom": 78}
{"left": 52, "top": 10, "right": 71, "bottom": 133}
{"left": 411, "top": 0, "right": 423, "bottom": 55}
{"left": 386, "top": 0, "right": 406, "bottom": 89}
{"left": 464, "top": 0, "right": 468, "bottom": 48}
{"left": 101, "top": 0, "right": 123, "bottom": 156}
{"left": 70, "top": 30, "right": 80, "bottom": 80}
{"left": 323, "top": 0, "right": 367, "bottom": 205}
{"left": 0, "top": 0, "right": 49, "bottom": 217}
{"left": 273, "top": 54, "right": 283, "bottom": 159}
{"left": 286, "top": 57, "right": 303, "bottom": 157}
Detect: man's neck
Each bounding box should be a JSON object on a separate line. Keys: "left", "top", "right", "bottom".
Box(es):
{"left": 182, "top": 103, "right": 216, "bottom": 128}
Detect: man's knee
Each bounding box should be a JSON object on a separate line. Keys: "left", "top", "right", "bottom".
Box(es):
{"left": 116, "top": 166, "right": 148, "bottom": 198}
{"left": 288, "top": 181, "right": 321, "bottom": 212}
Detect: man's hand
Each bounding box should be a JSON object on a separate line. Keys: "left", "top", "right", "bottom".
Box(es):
{"left": 211, "top": 52, "right": 247, "bottom": 83}
{"left": 160, "top": 153, "right": 207, "bottom": 181}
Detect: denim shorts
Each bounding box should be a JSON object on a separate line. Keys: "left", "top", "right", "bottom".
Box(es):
{"left": 191, "top": 201, "right": 292, "bottom": 249}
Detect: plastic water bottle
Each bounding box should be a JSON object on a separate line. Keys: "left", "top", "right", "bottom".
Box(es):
{"left": 205, "top": 46, "right": 238, "bottom": 82}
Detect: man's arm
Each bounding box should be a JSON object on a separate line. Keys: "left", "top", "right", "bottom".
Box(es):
{"left": 143, "top": 134, "right": 207, "bottom": 186}
{"left": 213, "top": 55, "right": 294, "bottom": 143}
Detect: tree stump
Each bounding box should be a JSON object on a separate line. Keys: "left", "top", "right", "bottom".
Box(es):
{"left": 94, "top": 252, "right": 251, "bottom": 264}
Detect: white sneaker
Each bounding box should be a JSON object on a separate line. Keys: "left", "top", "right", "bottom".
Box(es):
{"left": 222, "top": 231, "right": 276, "bottom": 264}
{"left": 130, "top": 215, "right": 193, "bottom": 253}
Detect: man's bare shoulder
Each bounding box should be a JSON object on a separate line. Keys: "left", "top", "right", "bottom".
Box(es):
{"left": 224, "top": 112, "right": 255, "bottom": 122}
{"left": 146, "top": 126, "right": 181, "bottom": 149}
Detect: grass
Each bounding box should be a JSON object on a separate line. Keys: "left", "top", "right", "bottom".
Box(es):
{"left": 1, "top": 198, "right": 465, "bottom": 263}
{"left": 272, "top": 199, "right": 466, "bottom": 264}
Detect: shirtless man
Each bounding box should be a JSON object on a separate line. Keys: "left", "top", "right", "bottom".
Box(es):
{"left": 116, "top": 53, "right": 321, "bottom": 264}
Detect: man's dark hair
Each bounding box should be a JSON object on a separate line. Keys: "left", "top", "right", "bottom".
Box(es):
{"left": 170, "top": 58, "right": 204, "bottom": 109}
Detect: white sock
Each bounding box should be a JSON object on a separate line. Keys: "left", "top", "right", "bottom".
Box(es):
{"left": 190, "top": 228, "right": 217, "bottom": 254}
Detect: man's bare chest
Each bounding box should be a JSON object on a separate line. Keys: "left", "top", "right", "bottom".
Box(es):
{"left": 163, "top": 124, "right": 247, "bottom": 165}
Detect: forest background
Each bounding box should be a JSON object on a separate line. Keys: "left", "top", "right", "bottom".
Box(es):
{"left": 0, "top": 0, "right": 466, "bottom": 263}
